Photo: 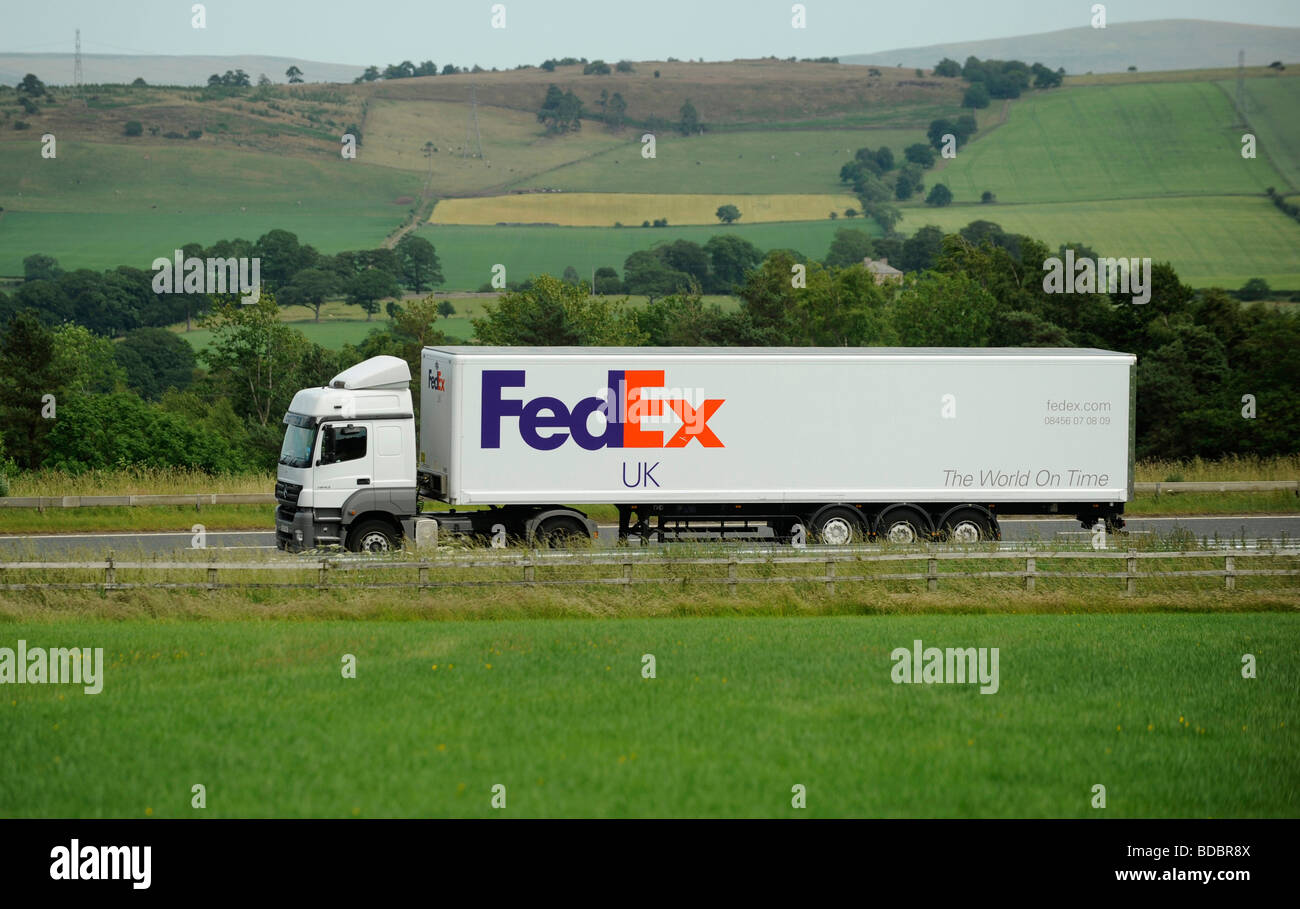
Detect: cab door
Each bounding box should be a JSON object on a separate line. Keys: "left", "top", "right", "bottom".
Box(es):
{"left": 312, "top": 422, "right": 373, "bottom": 510}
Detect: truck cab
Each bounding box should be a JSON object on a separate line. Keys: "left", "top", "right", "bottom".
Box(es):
{"left": 275, "top": 356, "right": 418, "bottom": 552}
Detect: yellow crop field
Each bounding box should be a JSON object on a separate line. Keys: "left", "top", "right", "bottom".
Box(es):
{"left": 430, "top": 192, "right": 861, "bottom": 227}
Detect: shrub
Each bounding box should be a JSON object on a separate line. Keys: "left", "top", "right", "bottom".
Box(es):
{"left": 124, "top": 121, "right": 143, "bottom": 136}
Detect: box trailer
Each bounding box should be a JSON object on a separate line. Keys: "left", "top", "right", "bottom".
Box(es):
{"left": 275, "top": 347, "right": 1135, "bottom": 551}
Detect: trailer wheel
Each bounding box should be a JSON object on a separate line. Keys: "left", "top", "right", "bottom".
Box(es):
{"left": 812, "top": 507, "right": 865, "bottom": 545}
{"left": 941, "top": 509, "right": 994, "bottom": 543}
{"left": 348, "top": 520, "right": 398, "bottom": 553}
{"left": 535, "top": 516, "right": 591, "bottom": 549}
{"left": 875, "top": 507, "right": 931, "bottom": 545}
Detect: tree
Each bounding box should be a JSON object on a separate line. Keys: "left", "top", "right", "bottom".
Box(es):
{"left": 113, "top": 327, "right": 195, "bottom": 400}
{"left": 473, "top": 274, "right": 644, "bottom": 345}
{"left": 963, "top": 83, "right": 990, "bottom": 108}
{"left": 616, "top": 60, "right": 636, "bottom": 73}
{"left": 0, "top": 311, "right": 63, "bottom": 468}
{"left": 279, "top": 267, "right": 340, "bottom": 321}
{"left": 562, "top": 265, "right": 581, "bottom": 285}
{"left": 704, "top": 235, "right": 762, "bottom": 290}
{"left": 678, "top": 100, "right": 700, "bottom": 135}
{"left": 583, "top": 60, "right": 612, "bottom": 75}
{"left": 52, "top": 323, "right": 126, "bottom": 396}
{"left": 934, "top": 58, "right": 962, "bottom": 77}
{"left": 132, "top": 77, "right": 147, "bottom": 86}
{"left": 286, "top": 65, "right": 304, "bottom": 83}
{"left": 715, "top": 204, "right": 741, "bottom": 224}
{"left": 824, "top": 229, "right": 874, "bottom": 268}
{"left": 606, "top": 92, "right": 628, "bottom": 129}
{"left": 22, "top": 254, "right": 62, "bottom": 283}
{"left": 904, "top": 143, "right": 936, "bottom": 168}
{"left": 981, "top": 190, "right": 996, "bottom": 203}
{"left": 345, "top": 269, "right": 401, "bottom": 320}
{"left": 124, "top": 120, "right": 143, "bottom": 136}
{"left": 200, "top": 294, "right": 336, "bottom": 429}
{"left": 593, "top": 267, "right": 622, "bottom": 294}
{"left": 437, "top": 300, "right": 456, "bottom": 319}
{"left": 892, "top": 272, "right": 998, "bottom": 346}
{"left": 17, "top": 74, "right": 46, "bottom": 97}
{"left": 1239, "top": 278, "right": 1271, "bottom": 300}
{"left": 344, "top": 123, "right": 363, "bottom": 146}
{"left": 925, "top": 184, "right": 953, "bottom": 206}
{"left": 395, "top": 234, "right": 444, "bottom": 293}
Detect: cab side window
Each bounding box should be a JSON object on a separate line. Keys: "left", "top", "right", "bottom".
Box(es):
{"left": 322, "top": 425, "right": 367, "bottom": 464}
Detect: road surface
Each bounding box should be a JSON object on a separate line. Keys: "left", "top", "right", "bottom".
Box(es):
{"left": 0, "top": 514, "right": 1295, "bottom": 557}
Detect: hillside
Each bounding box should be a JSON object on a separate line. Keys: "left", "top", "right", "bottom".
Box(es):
{"left": 0, "top": 57, "right": 1298, "bottom": 291}
{"left": 843, "top": 19, "right": 1300, "bottom": 74}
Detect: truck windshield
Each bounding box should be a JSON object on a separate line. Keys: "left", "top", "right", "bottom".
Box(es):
{"left": 279, "top": 415, "right": 317, "bottom": 468}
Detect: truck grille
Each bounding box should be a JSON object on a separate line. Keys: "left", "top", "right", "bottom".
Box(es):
{"left": 275, "top": 480, "right": 303, "bottom": 507}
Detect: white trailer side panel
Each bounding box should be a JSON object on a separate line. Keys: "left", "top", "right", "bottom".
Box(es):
{"left": 421, "top": 348, "right": 1134, "bottom": 506}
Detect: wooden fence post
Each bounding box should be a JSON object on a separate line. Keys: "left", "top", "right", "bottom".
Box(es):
{"left": 825, "top": 559, "right": 836, "bottom": 594}
{"left": 622, "top": 560, "right": 632, "bottom": 592}
{"left": 104, "top": 550, "right": 115, "bottom": 588}
{"left": 207, "top": 563, "right": 218, "bottom": 591}
{"left": 1025, "top": 553, "right": 1036, "bottom": 593}
{"left": 927, "top": 555, "right": 938, "bottom": 592}
{"left": 418, "top": 564, "right": 429, "bottom": 589}
{"left": 318, "top": 559, "right": 328, "bottom": 590}
{"left": 1126, "top": 550, "right": 1138, "bottom": 595}
{"left": 727, "top": 558, "right": 737, "bottom": 596}
{"left": 1224, "top": 555, "right": 1236, "bottom": 591}
{"left": 524, "top": 560, "right": 535, "bottom": 586}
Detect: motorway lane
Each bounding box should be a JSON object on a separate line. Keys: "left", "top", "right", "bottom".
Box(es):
{"left": 0, "top": 514, "right": 1295, "bottom": 557}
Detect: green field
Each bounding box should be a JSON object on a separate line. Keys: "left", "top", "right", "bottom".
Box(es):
{"left": 1237, "top": 77, "right": 1300, "bottom": 192}
{"left": 505, "top": 128, "right": 931, "bottom": 194}
{"left": 936, "top": 81, "right": 1282, "bottom": 204}
{"left": 416, "top": 220, "right": 873, "bottom": 290}
{"left": 897, "top": 195, "right": 1300, "bottom": 289}
{"left": 0, "top": 140, "right": 419, "bottom": 273}
{"left": 1, "top": 614, "right": 1295, "bottom": 817}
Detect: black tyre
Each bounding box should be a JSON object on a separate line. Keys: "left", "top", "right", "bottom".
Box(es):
{"left": 348, "top": 519, "right": 398, "bottom": 553}
{"left": 534, "top": 516, "right": 590, "bottom": 548}
{"left": 875, "top": 507, "right": 931, "bottom": 544}
{"left": 811, "top": 507, "right": 865, "bottom": 545}
{"left": 941, "top": 509, "right": 994, "bottom": 543}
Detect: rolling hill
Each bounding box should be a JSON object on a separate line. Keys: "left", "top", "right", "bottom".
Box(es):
{"left": 842, "top": 19, "right": 1300, "bottom": 74}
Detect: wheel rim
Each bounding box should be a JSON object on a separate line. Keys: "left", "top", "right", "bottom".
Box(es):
{"left": 886, "top": 521, "right": 918, "bottom": 544}
{"left": 820, "top": 517, "right": 854, "bottom": 545}
{"left": 949, "top": 520, "right": 982, "bottom": 543}
{"left": 359, "top": 531, "right": 391, "bottom": 552}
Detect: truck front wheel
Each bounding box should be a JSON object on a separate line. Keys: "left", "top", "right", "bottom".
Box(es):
{"left": 348, "top": 520, "right": 399, "bottom": 553}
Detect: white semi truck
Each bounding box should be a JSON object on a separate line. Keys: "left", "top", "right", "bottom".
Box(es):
{"left": 275, "top": 347, "right": 1136, "bottom": 552}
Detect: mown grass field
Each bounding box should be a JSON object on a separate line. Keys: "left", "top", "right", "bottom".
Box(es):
{"left": 0, "top": 139, "right": 418, "bottom": 273}
{"left": 415, "top": 220, "right": 871, "bottom": 289}
{"left": 431, "top": 192, "right": 861, "bottom": 227}
{"left": 935, "top": 81, "right": 1283, "bottom": 204}
{"left": 1237, "top": 76, "right": 1300, "bottom": 191}
{"left": 897, "top": 196, "right": 1300, "bottom": 289}
{"left": 502, "top": 128, "right": 932, "bottom": 195}
{"left": 0, "top": 614, "right": 1295, "bottom": 817}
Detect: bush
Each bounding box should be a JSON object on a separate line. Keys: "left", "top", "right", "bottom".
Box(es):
{"left": 981, "top": 190, "right": 996, "bottom": 203}
{"left": 124, "top": 120, "right": 143, "bottom": 136}
{"left": 13, "top": 121, "right": 29, "bottom": 130}
{"left": 187, "top": 129, "right": 202, "bottom": 139}
{"left": 163, "top": 130, "right": 184, "bottom": 139}
{"left": 925, "top": 184, "right": 953, "bottom": 206}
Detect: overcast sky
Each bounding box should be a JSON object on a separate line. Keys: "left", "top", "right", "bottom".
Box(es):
{"left": 5, "top": 0, "right": 1299, "bottom": 66}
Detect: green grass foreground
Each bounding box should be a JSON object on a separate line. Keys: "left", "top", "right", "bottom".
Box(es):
{"left": 0, "top": 613, "right": 1295, "bottom": 817}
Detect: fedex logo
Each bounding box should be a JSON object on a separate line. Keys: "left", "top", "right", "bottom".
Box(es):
{"left": 482, "top": 369, "right": 724, "bottom": 451}
{"left": 428, "top": 363, "right": 446, "bottom": 391}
